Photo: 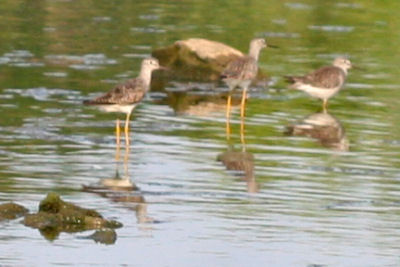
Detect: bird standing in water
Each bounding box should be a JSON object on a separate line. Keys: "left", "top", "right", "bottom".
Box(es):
{"left": 84, "top": 58, "right": 164, "bottom": 146}
{"left": 285, "top": 57, "right": 353, "bottom": 111}
{"left": 221, "top": 38, "right": 276, "bottom": 119}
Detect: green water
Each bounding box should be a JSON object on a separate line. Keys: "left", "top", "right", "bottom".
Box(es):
{"left": 0, "top": 0, "right": 399, "bottom": 266}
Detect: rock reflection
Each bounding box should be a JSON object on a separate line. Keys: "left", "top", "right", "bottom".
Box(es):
{"left": 286, "top": 111, "right": 349, "bottom": 151}
{"left": 79, "top": 229, "right": 117, "bottom": 245}
{"left": 217, "top": 118, "right": 258, "bottom": 193}
{"left": 159, "top": 82, "right": 242, "bottom": 116}
{"left": 22, "top": 193, "right": 122, "bottom": 244}
{"left": 82, "top": 145, "right": 155, "bottom": 229}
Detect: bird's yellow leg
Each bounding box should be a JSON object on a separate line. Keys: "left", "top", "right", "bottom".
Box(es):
{"left": 116, "top": 119, "right": 121, "bottom": 145}
{"left": 124, "top": 143, "right": 130, "bottom": 161}
{"left": 226, "top": 116, "right": 231, "bottom": 141}
{"left": 124, "top": 112, "right": 132, "bottom": 146}
{"left": 226, "top": 94, "right": 232, "bottom": 140}
{"left": 115, "top": 119, "right": 121, "bottom": 161}
{"left": 123, "top": 143, "right": 130, "bottom": 177}
{"left": 323, "top": 99, "right": 328, "bottom": 113}
{"left": 240, "top": 116, "right": 246, "bottom": 148}
{"left": 240, "top": 88, "right": 247, "bottom": 118}
{"left": 115, "top": 142, "right": 121, "bottom": 161}
{"left": 226, "top": 93, "right": 232, "bottom": 120}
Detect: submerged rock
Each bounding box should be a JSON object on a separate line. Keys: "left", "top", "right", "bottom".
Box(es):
{"left": 80, "top": 228, "right": 117, "bottom": 245}
{"left": 22, "top": 193, "right": 122, "bottom": 241}
{"left": 0, "top": 202, "right": 29, "bottom": 221}
{"left": 152, "top": 38, "right": 243, "bottom": 81}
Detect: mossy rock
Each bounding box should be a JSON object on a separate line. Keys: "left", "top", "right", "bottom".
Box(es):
{"left": 23, "top": 211, "right": 122, "bottom": 230}
{"left": 0, "top": 202, "right": 29, "bottom": 221}
{"left": 23, "top": 193, "right": 122, "bottom": 241}
{"left": 39, "top": 192, "right": 102, "bottom": 218}
{"left": 152, "top": 38, "right": 243, "bottom": 81}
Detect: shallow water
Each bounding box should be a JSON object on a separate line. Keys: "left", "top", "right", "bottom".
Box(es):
{"left": 0, "top": 0, "right": 400, "bottom": 266}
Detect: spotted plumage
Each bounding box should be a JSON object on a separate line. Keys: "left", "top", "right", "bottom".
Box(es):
{"left": 285, "top": 57, "right": 352, "bottom": 110}
{"left": 84, "top": 78, "right": 147, "bottom": 106}
{"left": 221, "top": 56, "right": 258, "bottom": 83}
{"left": 286, "top": 66, "right": 346, "bottom": 89}
{"left": 221, "top": 38, "right": 275, "bottom": 119}
{"left": 84, "top": 57, "right": 163, "bottom": 146}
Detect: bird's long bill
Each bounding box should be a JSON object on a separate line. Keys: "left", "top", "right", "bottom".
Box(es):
{"left": 158, "top": 65, "right": 169, "bottom": 71}
{"left": 268, "top": 44, "right": 279, "bottom": 49}
{"left": 352, "top": 65, "right": 365, "bottom": 71}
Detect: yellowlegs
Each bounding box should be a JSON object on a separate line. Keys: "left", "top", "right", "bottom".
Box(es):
{"left": 221, "top": 38, "right": 276, "bottom": 119}
{"left": 285, "top": 57, "right": 352, "bottom": 111}
{"left": 84, "top": 58, "right": 163, "bottom": 145}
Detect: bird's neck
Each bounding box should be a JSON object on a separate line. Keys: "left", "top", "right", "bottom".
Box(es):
{"left": 248, "top": 46, "right": 261, "bottom": 61}
{"left": 337, "top": 66, "right": 348, "bottom": 76}
{"left": 333, "top": 64, "right": 349, "bottom": 76}
{"left": 139, "top": 68, "right": 153, "bottom": 89}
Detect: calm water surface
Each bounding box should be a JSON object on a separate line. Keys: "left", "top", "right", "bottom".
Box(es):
{"left": 0, "top": 0, "right": 400, "bottom": 266}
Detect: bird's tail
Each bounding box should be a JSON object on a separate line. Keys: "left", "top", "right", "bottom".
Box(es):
{"left": 284, "top": 75, "right": 298, "bottom": 84}
{"left": 284, "top": 124, "right": 309, "bottom": 136}
{"left": 220, "top": 73, "right": 228, "bottom": 80}
{"left": 284, "top": 75, "right": 305, "bottom": 90}
{"left": 83, "top": 99, "right": 96, "bottom": 105}
{"left": 283, "top": 125, "right": 295, "bottom": 135}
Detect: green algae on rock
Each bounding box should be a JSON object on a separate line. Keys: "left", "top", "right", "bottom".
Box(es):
{"left": 23, "top": 193, "right": 122, "bottom": 241}
{"left": 39, "top": 192, "right": 102, "bottom": 218}
{"left": 0, "top": 202, "right": 29, "bottom": 221}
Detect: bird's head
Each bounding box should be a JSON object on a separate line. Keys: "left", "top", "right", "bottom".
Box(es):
{"left": 250, "top": 38, "right": 267, "bottom": 50}
{"left": 333, "top": 57, "right": 352, "bottom": 71}
{"left": 142, "top": 57, "right": 167, "bottom": 71}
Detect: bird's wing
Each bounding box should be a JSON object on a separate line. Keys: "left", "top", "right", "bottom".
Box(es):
{"left": 84, "top": 78, "right": 147, "bottom": 105}
{"left": 221, "top": 56, "right": 258, "bottom": 80}
{"left": 302, "top": 66, "right": 345, "bottom": 89}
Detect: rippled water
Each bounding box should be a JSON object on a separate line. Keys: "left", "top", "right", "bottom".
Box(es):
{"left": 0, "top": 0, "right": 400, "bottom": 266}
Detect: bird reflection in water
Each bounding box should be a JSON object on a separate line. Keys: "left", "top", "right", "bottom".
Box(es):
{"left": 217, "top": 117, "right": 258, "bottom": 193}
{"left": 286, "top": 111, "right": 349, "bottom": 151}
{"left": 83, "top": 144, "right": 155, "bottom": 228}
{"left": 157, "top": 83, "right": 258, "bottom": 191}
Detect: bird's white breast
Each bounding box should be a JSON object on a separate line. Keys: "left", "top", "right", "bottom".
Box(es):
{"left": 297, "top": 84, "right": 341, "bottom": 100}
{"left": 98, "top": 104, "right": 137, "bottom": 114}
{"left": 225, "top": 78, "right": 252, "bottom": 91}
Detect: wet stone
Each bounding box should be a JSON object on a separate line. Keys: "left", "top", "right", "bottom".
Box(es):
{"left": 0, "top": 202, "right": 29, "bottom": 221}
{"left": 83, "top": 228, "right": 117, "bottom": 245}
{"left": 39, "top": 192, "right": 102, "bottom": 218}
{"left": 152, "top": 38, "right": 269, "bottom": 84}
{"left": 152, "top": 38, "right": 243, "bottom": 81}
{"left": 22, "top": 193, "right": 122, "bottom": 241}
